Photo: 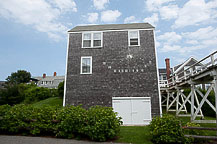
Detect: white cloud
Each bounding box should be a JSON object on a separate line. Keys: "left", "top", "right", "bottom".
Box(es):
{"left": 186, "top": 40, "right": 199, "bottom": 45}
{"left": 157, "top": 32, "right": 182, "bottom": 43}
{"left": 51, "top": 0, "right": 77, "bottom": 12}
{"left": 201, "top": 37, "right": 217, "bottom": 46}
{"left": 101, "top": 10, "right": 121, "bottom": 22}
{"left": 93, "top": 0, "right": 109, "bottom": 10}
{"left": 145, "top": 0, "right": 175, "bottom": 12}
{"left": 0, "top": 0, "right": 77, "bottom": 41}
{"left": 182, "top": 26, "right": 217, "bottom": 40}
{"left": 87, "top": 13, "right": 98, "bottom": 23}
{"left": 160, "top": 44, "right": 181, "bottom": 52}
{"left": 124, "top": 16, "right": 139, "bottom": 23}
{"left": 173, "top": 0, "right": 217, "bottom": 28}
{"left": 143, "top": 13, "right": 159, "bottom": 26}
{"left": 159, "top": 4, "right": 179, "bottom": 20}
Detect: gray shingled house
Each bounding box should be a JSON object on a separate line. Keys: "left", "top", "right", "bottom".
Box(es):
{"left": 64, "top": 23, "right": 161, "bottom": 125}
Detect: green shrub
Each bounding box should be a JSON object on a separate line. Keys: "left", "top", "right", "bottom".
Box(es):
{"left": 0, "top": 104, "right": 58, "bottom": 135}
{"left": 149, "top": 114, "right": 186, "bottom": 144}
{"left": 57, "top": 81, "right": 64, "bottom": 98}
{"left": 0, "top": 104, "right": 11, "bottom": 132}
{"left": 56, "top": 105, "right": 87, "bottom": 139}
{"left": 0, "top": 104, "right": 33, "bottom": 133}
{"left": 24, "top": 87, "right": 52, "bottom": 104}
{"left": 84, "top": 106, "right": 122, "bottom": 141}
{"left": 0, "top": 104, "right": 122, "bottom": 142}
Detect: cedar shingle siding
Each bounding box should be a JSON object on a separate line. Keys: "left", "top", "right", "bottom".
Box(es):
{"left": 65, "top": 23, "right": 160, "bottom": 117}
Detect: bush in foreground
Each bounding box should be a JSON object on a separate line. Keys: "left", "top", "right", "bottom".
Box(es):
{"left": 0, "top": 104, "right": 122, "bottom": 142}
{"left": 85, "top": 106, "right": 122, "bottom": 141}
{"left": 149, "top": 114, "right": 186, "bottom": 144}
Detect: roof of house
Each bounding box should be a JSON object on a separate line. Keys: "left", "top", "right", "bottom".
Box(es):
{"left": 33, "top": 76, "right": 65, "bottom": 81}
{"left": 69, "top": 23, "right": 154, "bottom": 32}
{"left": 173, "top": 57, "right": 203, "bottom": 74}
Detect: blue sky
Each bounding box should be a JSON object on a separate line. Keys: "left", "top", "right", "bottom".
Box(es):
{"left": 0, "top": 0, "right": 217, "bottom": 80}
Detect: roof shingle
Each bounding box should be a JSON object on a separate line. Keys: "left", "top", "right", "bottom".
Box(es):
{"left": 68, "top": 23, "right": 154, "bottom": 32}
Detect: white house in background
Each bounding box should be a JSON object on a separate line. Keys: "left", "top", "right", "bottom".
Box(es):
{"left": 33, "top": 72, "right": 64, "bottom": 89}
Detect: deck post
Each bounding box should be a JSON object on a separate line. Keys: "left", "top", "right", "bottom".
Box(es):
{"left": 166, "top": 90, "right": 169, "bottom": 112}
{"left": 214, "top": 75, "right": 217, "bottom": 129}
{"left": 176, "top": 88, "right": 179, "bottom": 116}
{"left": 191, "top": 82, "right": 195, "bottom": 122}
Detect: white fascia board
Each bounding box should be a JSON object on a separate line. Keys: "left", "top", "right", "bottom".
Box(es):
{"left": 153, "top": 29, "right": 162, "bottom": 116}
{"left": 63, "top": 33, "right": 70, "bottom": 106}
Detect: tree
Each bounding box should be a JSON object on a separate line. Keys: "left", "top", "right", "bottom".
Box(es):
{"left": 58, "top": 81, "right": 64, "bottom": 98}
{"left": 0, "top": 83, "right": 34, "bottom": 105}
{"left": 6, "top": 70, "right": 31, "bottom": 84}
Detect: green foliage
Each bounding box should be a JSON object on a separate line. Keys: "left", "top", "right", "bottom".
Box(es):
{"left": 56, "top": 106, "right": 87, "bottom": 138}
{"left": 6, "top": 70, "right": 31, "bottom": 84}
{"left": 0, "top": 104, "right": 121, "bottom": 142}
{"left": 24, "top": 87, "right": 53, "bottom": 104}
{"left": 0, "top": 83, "right": 36, "bottom": 105}
{"left": 85, "top": 106, "right": 122, "bottom": 141}
{"left": 57, "top": 81, "right": 64, "bottom": 98}
{"left": 0, "top": 104, "right": 58, "bottom": 135}
{"left": 149, "top": 114, "right": 186, "bottom": 144}
{"left": 184, "top": 122, "right": 201, "bottom": 136}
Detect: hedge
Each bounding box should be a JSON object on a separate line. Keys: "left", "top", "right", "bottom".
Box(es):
{"left": 0, "top": 104, "right": 122, "bottom": 142}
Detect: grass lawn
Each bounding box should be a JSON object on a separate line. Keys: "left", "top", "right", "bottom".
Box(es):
{"left": 114, "top": 126, "right": 152, "bottom": 144}
{"left": 32, "top": 97, "right": 63, "bottom": 108}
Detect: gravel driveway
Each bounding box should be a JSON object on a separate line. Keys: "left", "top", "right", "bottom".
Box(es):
{"left": 0, "top": 135, "right": 119, "bottom": 144}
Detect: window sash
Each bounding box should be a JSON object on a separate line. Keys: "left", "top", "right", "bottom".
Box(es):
{"left": 129, "top": 30, "right": 139, "bottom": 46}
{"left": 83, "top": 32, "right": 102, "bottom": 48}
{"left": 81, "top": 57, "right": 92, "bottom": 74}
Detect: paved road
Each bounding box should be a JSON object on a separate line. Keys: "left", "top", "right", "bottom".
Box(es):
{"left": 0, "top": 135, "right": 119, "bottom": 144}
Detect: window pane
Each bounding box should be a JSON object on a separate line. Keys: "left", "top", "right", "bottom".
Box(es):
{"left": 93, "top": 33, "right": 101, "bottom": 40}
{"left": 83, "top": 33, "right": 91, "bottom": 40}
{"left": 129, "top": 31, "right": 138, "bottom": 38}
{"left": 83, "top": 40, "right": 91, "bottom": 47}
{"left": 130, "top": 38, "right": 138, "bottom": 45}
{"left": 93, "top": 40, "right": 101, "bottom": 46}
{"left": 82, "top": 58, "right": 91, "bottom": 73}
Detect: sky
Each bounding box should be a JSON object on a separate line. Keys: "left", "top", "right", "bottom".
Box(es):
{"left": 0, "top": 0, "right": 217, "bottom": 81}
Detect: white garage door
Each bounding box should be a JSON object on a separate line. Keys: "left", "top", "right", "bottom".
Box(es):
{"left": 112, "top": 97, "right": 151, "bottom": 125}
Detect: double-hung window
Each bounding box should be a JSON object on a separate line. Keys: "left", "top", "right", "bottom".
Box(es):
{"left": 83, "top": 33, "right": 91, "bottom": 47}
{"left": 128, "top": 30, "right": 140, "bottom": 46}
{"left": 82, "top": 32, "right": 102, "bottom": 48}
{"left": 81, "top": 56, "right": 92, "bottom": 74}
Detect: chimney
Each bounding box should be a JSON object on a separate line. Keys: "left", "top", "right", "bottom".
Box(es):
{"left": 43, "top": 73, "right": 46, "bottom": 78}
{"left": 54, "top": 72, "right": 57, "bottom": 76}
{"left": 165, "top": 58, "right": 171, "bottom": 80}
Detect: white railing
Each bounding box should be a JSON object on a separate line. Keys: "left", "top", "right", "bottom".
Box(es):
{"left": 167, "top": 50, "right": 217, "bottom": 87}
{"left": 159, "top": 80, "right": 168, "bottom": 87}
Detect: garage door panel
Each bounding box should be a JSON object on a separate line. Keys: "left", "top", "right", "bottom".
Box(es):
{"left": 132, "top": 99, "right": 151, "bottom": 125}
{"left": 112, "top": 99, "right": 132, "bottom": 125}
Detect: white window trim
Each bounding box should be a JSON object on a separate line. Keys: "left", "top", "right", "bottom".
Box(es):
{"left": 80, "top": 56, "right": 92, "bottom": 74}
{"left": 128, "top": 30, "right": 140, "bottom": 46}
{"left": 82, "top": 32, "right": 103, "bottom": 48}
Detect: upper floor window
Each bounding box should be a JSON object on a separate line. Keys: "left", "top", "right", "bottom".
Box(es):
{"left": 82, "top": 32, "right": 102, "bottom": 48}
{"left": 128, "top": 30, "right": 140, "bottom": 46}
{"left": 81, "top": 56, "right": 92, "bottom": 74}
